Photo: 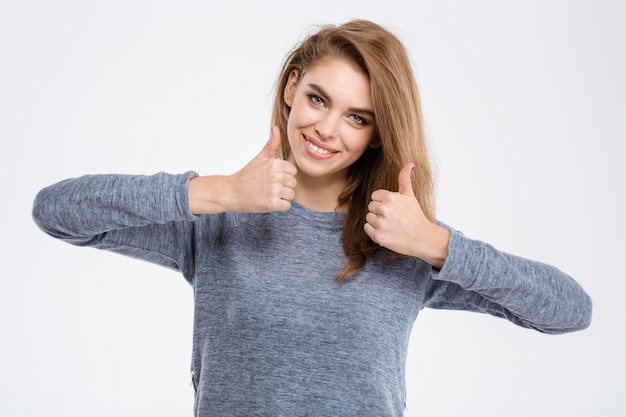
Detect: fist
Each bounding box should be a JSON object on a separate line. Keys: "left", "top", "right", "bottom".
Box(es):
{"left": 188, "top": 126, "right": 298, "bottom": 214}
{"left": 364, "top": 163, "right": 449, "bottom": 267}
{"left": 228, "top": 126, "right": 298, "bottom": 212}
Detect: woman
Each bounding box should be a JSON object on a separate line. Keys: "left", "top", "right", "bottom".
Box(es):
{"left": 33, "top": 20, "right": 591, "bottom": 416}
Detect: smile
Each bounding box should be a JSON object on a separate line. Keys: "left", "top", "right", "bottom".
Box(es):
{"left": 303, "top": 135, "right": 337, "bottom": 159}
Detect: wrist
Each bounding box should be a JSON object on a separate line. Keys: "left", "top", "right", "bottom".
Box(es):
{"left": 188, "top": 175, "right": 232, "bottom": 215}
{"left": 417, "top": 223, "right": 450, "bottom": 269}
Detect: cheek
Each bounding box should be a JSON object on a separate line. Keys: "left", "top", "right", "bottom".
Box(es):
{"left": 346, "top": 130, "right": 376, "bottom": 153}
{"left": 286, "top": 101, "right": 303, "bottom": 132}
{"left": 286, "top": 113, "right": 297, "bottom": 144}
{"left": 285, "top": 113, "right": 301, "bottom": 161}
{"left": 342, "top": 139, "right": 372, "bottom": 167}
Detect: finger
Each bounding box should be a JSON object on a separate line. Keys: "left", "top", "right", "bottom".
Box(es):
{"left": 365, "top": 211, "right": 379, "bottom": 228}
{"left": 370, "top": 189, "right": 389, "bottom": 202}
{"left": 367, "top": 200, "right": 382, "bottom": 215}
{"left": 281, "top": 160, "right": 298, "bottom": 176}
{"left": 258, "top": 125, "right": 281, "bottom": 159}
{"left": 283, "top": 174, "right": 297, "bottom": 190}
{"left": 363, "top": 222, "right": 378, "bottom": 243}
{"left": 281, "top": 187, "right": 296, "bottom": 201}
{"left": 275, "top": 199, "right": 291, "bottom": 212}
{"left": 398, "top": 163, "right": 416, "bottom": 196}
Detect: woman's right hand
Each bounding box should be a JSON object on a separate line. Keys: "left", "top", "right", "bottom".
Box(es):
{"left": 188, "top": 126, "right": 297, "bottom": 214}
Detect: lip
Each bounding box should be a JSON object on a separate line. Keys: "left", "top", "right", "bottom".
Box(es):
{"left": 302, "top": 134, "right": 338, "bottom": 160}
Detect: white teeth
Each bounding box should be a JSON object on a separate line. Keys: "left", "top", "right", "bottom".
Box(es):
{"left": 307, "top": 140, "right": 332, "bottom": 155}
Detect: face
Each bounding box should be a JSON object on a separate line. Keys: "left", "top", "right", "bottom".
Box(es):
{"left": 283, "top": 58, "right": 377, "bottom": 184}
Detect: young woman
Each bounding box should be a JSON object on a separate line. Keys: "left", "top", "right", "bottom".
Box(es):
{"left": 33, "top": 20, "right": 591, "bottom": 416}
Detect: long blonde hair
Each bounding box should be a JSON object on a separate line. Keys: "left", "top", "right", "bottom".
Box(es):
{"left": 271, "top": 20, "right": 435, "bottom": 281}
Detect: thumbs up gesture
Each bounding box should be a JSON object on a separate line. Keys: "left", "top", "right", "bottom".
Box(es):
{"left": 364, "top": 163, "right": 450, "bottom": 268}
{"left": 188, "top": 126, "right": 298, "bottom": 214}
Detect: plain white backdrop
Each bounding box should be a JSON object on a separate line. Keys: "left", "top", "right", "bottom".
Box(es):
{"left": 1, "top": 1, "right": 624, "bottom": 416}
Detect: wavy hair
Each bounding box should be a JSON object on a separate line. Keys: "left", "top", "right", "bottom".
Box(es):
{"left": 271, "top": 20, "right": 435, "bottom": 281}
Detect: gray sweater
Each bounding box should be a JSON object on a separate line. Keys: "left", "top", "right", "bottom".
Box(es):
{"left": 32, "top": 171, "right": 592, "bottom": 417}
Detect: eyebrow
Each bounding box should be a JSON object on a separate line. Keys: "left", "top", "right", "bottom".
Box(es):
{"left": 308, "top": 83, "right": 375, "bottom": 119}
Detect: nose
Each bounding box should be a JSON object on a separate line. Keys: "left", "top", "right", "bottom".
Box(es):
{"left": 315, "top": 112, "right": 340, "bottom": 140}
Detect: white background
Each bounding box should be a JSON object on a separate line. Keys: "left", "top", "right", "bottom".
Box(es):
{"left": 1, "top": 1, "right": 624, "bottom": 416}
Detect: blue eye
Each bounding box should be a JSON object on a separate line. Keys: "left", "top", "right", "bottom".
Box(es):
{"left": 350, "top": 114, "right": 365, "bottom": 125}
{"left": 309, "top": 95, "right": 324, "bottom": 106}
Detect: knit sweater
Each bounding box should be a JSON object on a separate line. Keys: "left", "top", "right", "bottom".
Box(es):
{"left": 32, "top": 171, "right": 592, "bottom": 417}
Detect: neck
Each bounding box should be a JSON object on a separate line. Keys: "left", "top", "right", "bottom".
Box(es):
{"left": 293, "top": 171, "right": 347, "bottom": 213}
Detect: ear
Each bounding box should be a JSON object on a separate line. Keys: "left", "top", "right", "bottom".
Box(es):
{"left": 283, "top": 69, "right": 300, "bottom": 107}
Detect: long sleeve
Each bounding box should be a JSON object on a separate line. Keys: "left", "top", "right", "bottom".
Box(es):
{"left": 32, "top": 171, "right": 199, "bottom": 282}
{"left": 425, "top": 228, "right": 592, "bottom": 334}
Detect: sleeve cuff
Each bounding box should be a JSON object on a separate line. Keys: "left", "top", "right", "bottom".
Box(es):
{"left": 432, "top": 226, "right": 486, "bottom": 290}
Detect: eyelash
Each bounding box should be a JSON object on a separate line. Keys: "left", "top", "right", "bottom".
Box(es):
{"left": 309, "top": 94, "right": 325, "bottom": 106}
{"left": 308, "top": 94, "right": 368, "bottom": 126}
{"left": 350, "top": 114, "right": 365, "bottom": 125}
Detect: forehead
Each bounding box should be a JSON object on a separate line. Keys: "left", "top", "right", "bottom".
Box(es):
{"left": 301, "top": 58, "right": 373, "bottom": 107}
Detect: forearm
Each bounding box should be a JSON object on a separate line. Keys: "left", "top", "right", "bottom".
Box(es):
{"left": 433, "top": 228, "right": 592, "bottom": 334}
{"left": 188, "top": 175, "right": 238, "bottom": 215}
{"left": 33, "top": 171, "right": 199, "bottom": 279}
{"left": 32, "top": 171, "right": 198, "bottom": 241}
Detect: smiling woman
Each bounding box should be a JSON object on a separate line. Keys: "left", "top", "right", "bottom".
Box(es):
{"left": 272, "top": 20, "right": 440, "bottom": 279}
{"left": 31, "top": 19, "right": 592, "bottom": 417}
{"left": 283, "top": 58, "right": 377, "bottom": 210}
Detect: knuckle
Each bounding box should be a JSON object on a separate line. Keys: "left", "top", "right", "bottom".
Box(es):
{"left": 371, "top": 230, "right": 383, "bottom": 244}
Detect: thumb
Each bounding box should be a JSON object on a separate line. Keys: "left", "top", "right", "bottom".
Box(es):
{"left": 398, "top": 162, "right": 416, "bottom": 196}
{"left": 258, "top": 126, "right": 281, "bottom": 159}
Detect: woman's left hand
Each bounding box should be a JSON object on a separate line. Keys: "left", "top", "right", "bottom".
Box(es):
{"left": 364, "top": 163, "right": 450, "bottom": 269}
